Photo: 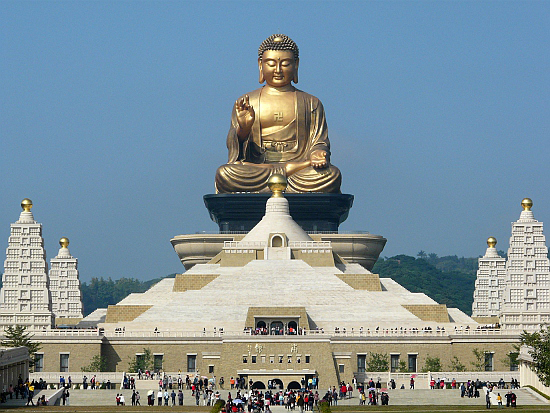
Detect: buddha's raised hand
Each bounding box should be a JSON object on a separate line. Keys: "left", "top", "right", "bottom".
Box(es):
{"left": 235, "top": 95, "right": 255, "bottom": 139}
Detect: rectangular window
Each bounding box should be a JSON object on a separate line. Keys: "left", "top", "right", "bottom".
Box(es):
{"left": 278, "top": 355, "right": 283, "bottom": 364}
{"left": 154, "top": 355, "right": 163, "bottom": 372}
{"left": 339, "top": 364, "right": 345, "bottom": 373}
{"left": 485, "top": 353, "right": 493, "bottom": 371}
{"left": 509, "top": 353, "right": 519, "bottom": 371}
{"left": 243, "top": 355, "right": 248, "bottom": 364}
{"left": 35, "top": 354, "right": 44, "bottom": 372}
{"left": 408, "top": 354, "right": 417, "bottom": 373}
{"left": 251, "top": 355, "right": 256, "bottom": 363}
{"left": 187, "top": 355, "right": 196, "bottom": 372}
{"left": 305, "top": 355, "right": 310, "bottom": 364}
{"left": 208, "top": 365, "right": 215, "bottom": 374}
{"left": 270, "top": 356, "right": 274, "bottom": 364}
{"left": 60, "top": 353, "right": 69, "bottom": 372}
{"left": 261, "top": 356, "right": 266, "bottom": 364}
{"left": 357, "top": 355, "right": 366, "bottom": 373}
{"left": 391, "top": 354, "right": 400, "bottom": 373}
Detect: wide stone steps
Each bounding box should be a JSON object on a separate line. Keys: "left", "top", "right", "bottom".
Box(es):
{"left": 48, "top": 387, "right": 548, "bottom": 407}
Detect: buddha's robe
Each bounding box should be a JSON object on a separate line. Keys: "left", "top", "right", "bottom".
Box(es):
{"left": 215, "top": 87, "right": 341, "bottom": 193}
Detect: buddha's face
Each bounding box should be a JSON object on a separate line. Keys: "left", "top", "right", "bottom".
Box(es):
{"left": 259, "top": 50, "right": 298, "bottom": 87}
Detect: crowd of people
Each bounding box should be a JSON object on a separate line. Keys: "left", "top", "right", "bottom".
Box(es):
{"left": 1, "top": 375, "right": 40, "bottom": 406}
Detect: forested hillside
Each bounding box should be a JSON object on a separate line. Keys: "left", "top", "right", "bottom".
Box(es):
{"left": 81, "top": 275, "right": 176, "bottom": 316}
{"left": 373, "top": 254, "right": 478, "bottom": 315}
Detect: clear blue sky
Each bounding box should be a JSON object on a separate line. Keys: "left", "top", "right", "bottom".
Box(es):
{"left": 1, "top": 1, "right": 549, "bottom": 282}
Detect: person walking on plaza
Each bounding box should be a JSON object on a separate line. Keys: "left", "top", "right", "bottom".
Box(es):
{"left": 171, "top": 389, "right": 176, "bottom": 406}
{"left": 157, "top": 389, "right": 163, "bottom": 406}
{"left": 178, "top": 389, "right": 184, "bottom": 405}
{"left": 486, "top": 391, "right": 491, "bottom": 409}
{"left": 136, "top": 391, "right": 140, "bottom": 406}
{"left": 497, "top": 393, "right": 502, "bottom": 408}
{"left": 410, "top": 377, "right": 414, "bottom": 389}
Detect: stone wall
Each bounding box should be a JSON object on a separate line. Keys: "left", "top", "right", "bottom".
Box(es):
{"left": 37, "top": 338, "right": 103, "bottom": 372}
{"left": 105, "top": 305, "right": 152, "bottom": 323}
{"left": 335, "top": 274, "right": 382, "bottom": 291}
{"left": 402, "top": 304, "right": 450, "bottom": 323}
{"left": 172, "top": 274, "right": 219, "bottom": 292}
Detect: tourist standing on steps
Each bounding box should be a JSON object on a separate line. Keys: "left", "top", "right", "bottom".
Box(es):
{"left": 157, "top": 389, "right": 163, "bottom": 405}
{"left": 486, "top": 391, "right": 491, "bottom": 409}
{"left": 26, "top": 384, "right": 34, "bottom": 406}
{"left": 410, "top": 377, "right": 414, "bottom": 389}
{"left": 178, "top": 389, "right": 184, "bottom": 405}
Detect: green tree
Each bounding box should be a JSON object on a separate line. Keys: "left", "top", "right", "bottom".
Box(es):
{"left": 372, "top": 255, "right": 476, "bottom": 315}
{"left": 365, "top": 353, "right": 389, "bottom": 372}
{"left": 417, "top": 251, "right": 427, "bottom": 260}
{"left": 449, "top": 356, "right": 466, "bottom": 372}
{"left": 398, "top": 360, "right": 408, "bottom": 373}
{"left": 128, "top": 348, "right": 153, "bottom": 373}
{"left": 520, "top": 328, "right": 550, "bottom": 386}
{"left": 81, "top": 354, "right": 108, "bottom": 372}
{"left": 421, "top": 355, "right": 442, "bottom": 372}
{"left": 1, "top": 325, "right": 41, "bottom": 367}
{"left": 471, "top": 348, "right": 489, "bottom": 371}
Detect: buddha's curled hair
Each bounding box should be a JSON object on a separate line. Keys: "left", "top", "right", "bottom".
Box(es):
{"left": 258, "top": 34, "right": 299, "bottom": 60}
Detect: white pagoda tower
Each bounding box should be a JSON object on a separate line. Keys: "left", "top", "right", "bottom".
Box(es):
{"left": 471, "top": 237, "right": 506, "bottom": 320}
{"left": 0, "top": 199, "right": 54, "bottom": 331}
{"left": 49, "top": 237, "right": 84, "bottom": 323}
{"left": 500, "top": 198, "right": 550, "bottom": 331}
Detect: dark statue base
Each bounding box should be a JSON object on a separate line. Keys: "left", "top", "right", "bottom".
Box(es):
{"left": 203, "top": 193, "right": 354, "bottom": 232}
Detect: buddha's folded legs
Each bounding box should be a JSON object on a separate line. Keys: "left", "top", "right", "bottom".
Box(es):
{"left": 287, "top": 165, "right": 341, "bottom": 193}
{"left": 215, "top": 163, "right": 341, "bottom": 194}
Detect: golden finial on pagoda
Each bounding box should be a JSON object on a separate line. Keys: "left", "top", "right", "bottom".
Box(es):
{"left": 521, "top": 198, "right": 533, "bottom": 211}
{"left": 21, "top": 198, "right": 33, "bottom": 212}
{"left": 59, "top": 237, "right": 70, "bottom": 248}
{"left": 487, "top": 237, "right": 497, "bottom": 248}
{"left": 267, "top": 174, "right": 287, "bottom": 198}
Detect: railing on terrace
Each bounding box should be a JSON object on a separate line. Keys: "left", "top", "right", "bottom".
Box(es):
{"left": 288, "top": 241, "right": 331, "bottom": 248}
{"left": 223, "top": 241, "right": 266, "bottom": 248}
{"left": 32, "top": 329, "right": 101, "bottom": 336}
{"left": 194, "top": 230, "right": 371, "bottom": 235}
{"left": 29, "top": 372, "right": 121, "bottom": 383}
{"left": 99, "top": 328, "right": 518, "bottom": 338}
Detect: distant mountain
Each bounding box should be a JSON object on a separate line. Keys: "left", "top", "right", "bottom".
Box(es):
{"left": 372, "top": 255, "right": 477, "bottom": 315}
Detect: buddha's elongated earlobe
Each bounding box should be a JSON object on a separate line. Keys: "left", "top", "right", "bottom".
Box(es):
{"left": 258, "top": 59, "right": 265, "bottom": 83}
{"left": 293, "top": 59, "right": 299, "bottom": 83}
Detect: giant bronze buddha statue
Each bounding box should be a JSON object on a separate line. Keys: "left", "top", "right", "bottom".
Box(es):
{"left": 215, "top": 34, "right": 342, "bottom": 194}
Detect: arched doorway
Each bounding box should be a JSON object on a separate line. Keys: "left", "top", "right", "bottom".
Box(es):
{"left": 272, "top": 378, "right": 284, "bottom": 389}
{"left": 256, "top": 320, "right": 266, "bottom": 329}
{"left": 270, "top": 321, "right": 283, "bottom": 335}
{"left": 288, "top": 321, "right": 298, "bottom": 334}
{"left": 271, "top": 235, "right": 283, "bottom": 247}
{"left": 252, "top": 381, "right": 266, "bottom": 389}
{"left": 287, "top": 381, "right": 301, "bottom": 390}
